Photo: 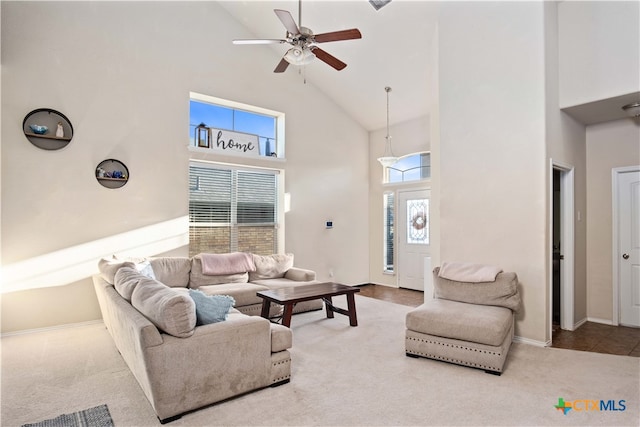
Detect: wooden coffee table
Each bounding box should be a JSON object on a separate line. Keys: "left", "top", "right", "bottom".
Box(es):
{"left": 257, "top": 282, "right": 360, "bottom": 327}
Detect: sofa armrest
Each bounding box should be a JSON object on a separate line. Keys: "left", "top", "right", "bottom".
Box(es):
{"left": 270, "top": 323, "right": 293, "bottom": 352}
{"left": 143, "top": 314, "right": 273, "bottom": 420}
{"left": 284, "top": 267, "right": 316, "bottom": 282}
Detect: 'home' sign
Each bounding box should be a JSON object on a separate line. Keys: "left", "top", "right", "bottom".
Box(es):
{"left": 209, "top": 128, "right": 259, "bottom": 158}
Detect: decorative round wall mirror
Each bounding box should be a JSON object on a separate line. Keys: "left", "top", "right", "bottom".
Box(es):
{"left": 23, "top": 108, "right": 73, "bottom": 150}
{"left": 96, "top": 159, "right": 129, "bottom": 189}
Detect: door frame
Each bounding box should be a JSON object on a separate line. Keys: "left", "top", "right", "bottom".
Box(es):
{"left": 611, "top": 165, "right": 640, "bottom": 326}
{"left": 549, "top": 160, "right": 575, "bottom": 336}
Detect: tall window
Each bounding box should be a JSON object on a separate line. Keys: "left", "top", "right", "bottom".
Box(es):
{"left": 189, "top": 163, "right": 279, "bottom": 256}
{"left": 385, "top": 152, "right": 431, "bottom": 184}
{"left": 383, "top": 192, "right": 395, "bottom": 273}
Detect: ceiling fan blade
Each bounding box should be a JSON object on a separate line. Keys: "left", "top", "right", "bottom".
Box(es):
{"left": 274, "top": 57, "right": 290, "bottom": 73}
{"left": 233, "top": 39, "right": 287, "bottom": 45}
{"left": 314, "top": 29, "right": 362, "bottom": 43}
{"left": 274, "top": 9, "right": 300, "bottom": 35}
{"left": 313, "top": 48, "right": 347, "bottom": 71}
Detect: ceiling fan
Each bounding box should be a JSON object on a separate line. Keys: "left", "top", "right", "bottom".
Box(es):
{"left": 232, "top": 1, "right": 362, "bottom": 73}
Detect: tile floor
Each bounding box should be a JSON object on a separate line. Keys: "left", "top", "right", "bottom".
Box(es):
{"left": 358, "top": 284, "right": 640, "bottom": 358}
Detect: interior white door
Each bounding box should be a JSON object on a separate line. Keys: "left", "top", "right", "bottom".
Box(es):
{"left": 619, "top": 170, "right": 640, "bottom": 327}
{"left": 397, "top": 189, "right": 430, "bottom": 291}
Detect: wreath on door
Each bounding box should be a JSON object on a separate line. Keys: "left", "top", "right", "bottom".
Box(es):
{"left": 412, "top": 212, "right": 427, "bottom": 230}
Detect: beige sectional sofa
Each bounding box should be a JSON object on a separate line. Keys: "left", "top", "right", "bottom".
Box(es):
{"left": 93, "top": 253, "right": 322, "bottom": 423}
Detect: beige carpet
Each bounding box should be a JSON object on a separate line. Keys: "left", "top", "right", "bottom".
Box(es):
{"left": 2, "top": 295, "right": 639, "bottom": 426}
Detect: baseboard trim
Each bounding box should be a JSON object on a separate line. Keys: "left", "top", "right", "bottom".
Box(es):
{"left": 513, "top": 336, "right": 548, "bottom": 347}
{"left": 1, "top": 319, "right": 104, "bottom": 338}
{"left": 586, "top": 317, "right": 614, "bottom": 326}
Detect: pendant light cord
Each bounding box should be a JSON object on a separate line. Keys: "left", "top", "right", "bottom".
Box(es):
{"left": 386, "top": 87, "right": 390, "bottom": 138}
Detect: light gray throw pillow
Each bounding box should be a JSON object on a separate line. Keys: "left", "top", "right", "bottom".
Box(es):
{"left": 149, "top": 257, "right": 191, "bottom": 287}
{"left": 98, "top": 256, "right": 136, "bottom": 284}
{"left": 432, "top": 266, "right": 522, "bottom": 312}
{"left": 249, "top": 253, "right": 294, "bottom": 280}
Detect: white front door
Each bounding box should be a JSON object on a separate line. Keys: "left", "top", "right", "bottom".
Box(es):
{"left": 397, "top": 189, "right": 430, "bottom": 291}
{"left": 618, "top": 169, "right": 640, "bottom": 327}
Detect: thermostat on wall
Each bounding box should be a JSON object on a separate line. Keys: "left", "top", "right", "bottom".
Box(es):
{"left": 326, "top": 221, "right": 333, "bottom": 229}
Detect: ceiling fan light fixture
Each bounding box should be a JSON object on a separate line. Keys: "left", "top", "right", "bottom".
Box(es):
{"left": 284, "top": 46, "right": 315, "bottom": 66}
{"left": 622, "top": 102, "right": 640, "bottom": 118}
{"left": 378, "top": 86, "right": 398, "bottom": 168}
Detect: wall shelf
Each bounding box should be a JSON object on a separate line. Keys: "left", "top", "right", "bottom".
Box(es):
{"left": 23, "top": 108, "right": 74, "bottom": 150}
{"left": 96, "top": 159, "right": 129, "bottom": 189}
{"left": 24, "top": 132, "right": 73, "bottom": 142}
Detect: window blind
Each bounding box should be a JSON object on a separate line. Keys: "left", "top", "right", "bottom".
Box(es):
{"left": 189, "top": 163, "right": 279, "bottom": 255}
{"left": 383, "top": 192, "right": 395, "bottom": 272}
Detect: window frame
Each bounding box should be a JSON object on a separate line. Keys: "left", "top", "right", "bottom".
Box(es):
{"left": 188, "top": 160, "right": 284, "bottom": 256}
{"left": 383, "top": 151, "right": 431, "bottom": 184}
{"left": 189, "top": 91, "right": 286, "bottom": 161}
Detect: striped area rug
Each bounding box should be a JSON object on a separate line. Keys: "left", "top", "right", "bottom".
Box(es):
{"left": 21, "top": 404, "right": 113, "bottom": 427}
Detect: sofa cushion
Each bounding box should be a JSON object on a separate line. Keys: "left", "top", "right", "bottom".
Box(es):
{"left": 189, "top": 255, "right": 249, "bottom": 289}
{"left": 131, "top": 276, "right": 196, "bottom": 338}
{"left": 114, "top": 266, "right": 145, "bottom": 301}
{"left": 200, "top": 252, "right": 256, "bottom": 275}
{"left": 197, "top": 283, "right": 268, "bottom": 307}
{"left": 98, "top": 256, "right": 136, "bottom": 284}
{"left": 250, "top": 278, "right": 318, "bottom": 289}
{"left": 249, "top": 253, "right": 294, "bottom": 281}
{"left": 433, "top": 267, "right": 522, "bottom": 312}
{"left": 149, "top": 257, "right": 191, "bottom": 287}
{"left": 188, "top": 289, "right": 235, "bottom": 325}
{"left": 406, "top": 299, "right": 513, "bottom": 347}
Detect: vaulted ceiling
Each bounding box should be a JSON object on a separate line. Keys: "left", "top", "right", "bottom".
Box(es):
{"left": 219, "top": 0, "right": 439, "bottom": 132}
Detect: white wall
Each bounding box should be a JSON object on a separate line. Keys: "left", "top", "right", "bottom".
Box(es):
{"left": 0, "top": 1, "right": 369, "bottom": 332}
{"left": 558, "top": 1, "right": 640, "bottom": 108}
{"left": 437, "top": 1, "right": 547, "bottom": 342}
{"left": 544, "top": 1, "right": 588, "bottom": 331}
{"left": 586, "top": 119, "right": 640, "bottom": 322}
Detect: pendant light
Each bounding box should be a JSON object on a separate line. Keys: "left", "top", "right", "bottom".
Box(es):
{"left": 377, "top": 86, "right": 398, "bottom": 167}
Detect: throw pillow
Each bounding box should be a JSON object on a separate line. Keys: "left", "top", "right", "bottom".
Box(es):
{"left": 188, "top": 290, "right": 235, "bottom": 325}
{"left": 135, "top": 260, "right": 156, "bottom": 280}
{"left": 432, "top": 267, "right": 522, "bottom": 312}
{"left": 98, "top": 256, "right": 136, "bottom": 284}
{"left": 149, "top": 257, "right": 191, "bottom": 287}
{"left": 249, "top": 253, "right": 294, "bottom": 280}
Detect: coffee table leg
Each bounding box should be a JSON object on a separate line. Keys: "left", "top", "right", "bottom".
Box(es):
{"left": 324, "top": 296, "right": 335, "bottom": 319}
{"left": 346, "top": 292, "right": 358, "bottom": 326}
{"left": 260, "top": 300, "right": 270, "bottom": 319}
{"left": 282, "top": 303, "right": 294, "bottom": 327}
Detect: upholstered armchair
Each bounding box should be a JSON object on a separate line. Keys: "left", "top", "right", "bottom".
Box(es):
{"left": 405, "top": 264, "right": 522, "bottom": 375}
